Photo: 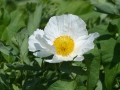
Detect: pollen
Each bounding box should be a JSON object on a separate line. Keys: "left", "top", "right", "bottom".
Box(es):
{"left": 53, "top": 35, "right": 74, "bottom": 56}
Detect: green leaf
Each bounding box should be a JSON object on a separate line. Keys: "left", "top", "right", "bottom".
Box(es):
{"left": 100, "top": 38, "right": 120, "bottom": 90}
{"left": 2, "top": 53, "right": 15, "bottom": 63}
{"left": 35, "top": 58, "right": 43, "bottom": 67}
{"left": 0, "top": 84, "right": 5, "bottom": 90}
{"left": 0, "top": 70, "right": 10, "bottom": 88}
{"left": 90, "top": 0, "right": 119, "bottom": 15}
{"left": 27, "top": 4, "right": 43, "bottom": 35}
{"left": 115, "top": 0, "right": 120, "bottom": 10}
{"left": 95, "top": 80, "right": 102, "bottom": 90}
{"left": 0, "top": 8, "right": 10, "bottom": 25}
{"left": 100, "top": 38, "right": 116, "bottom": 64}
{"left": 6, "top": 62, "right": 41, "bottom": 71}
{"left": 88, "top": 24, "right": 109, "bottom": 35}
{"left": 20, "top": 34, "right": 30, "bottom": 64}
{"left": 76, "top": 86, "right": 86, "bottom": 90}
{"left": 12, "top": 84, "right": 20, "bottom": 90}
{"left": 84, "top": 46, "right": 101, "bottom": 90}
{"left": 47, "top": 80, "right": 76, "bottom": 90}
{"left": 59, "top": 63, "right": 86, "bottom": 75}
{"left": 0, "top": 41, "right": 16, "bottom": 62}
{"left": 0, "top": 41, "right": 13, "bottom": 55}
{"left": 1, "top": 10, "right": 25, "bottom": 45}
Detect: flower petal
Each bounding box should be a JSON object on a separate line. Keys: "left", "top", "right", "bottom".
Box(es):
{"left": 44, "top": 14, "right": 88, "bottom": 45}
{"left": 28, "top": 29, "right": 44, "bottom": 52}
{"left": 78, "top": 32, "right": 99, "bottom": 55}
{"left": 45, "top": 56, "right": 63, "bottom": 63}
{"left": 74, "top": 56, "right": 84, "bottom": 61}
{"left": 28, "top": 29, "right": 54, "bottom": 57}
{"left": 33, "top": 51, "right": 52, "bottom": 57}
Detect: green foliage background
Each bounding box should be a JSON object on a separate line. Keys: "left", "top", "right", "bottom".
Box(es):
{"left": 0, "top": 0, "right": 120, "bottom": 90}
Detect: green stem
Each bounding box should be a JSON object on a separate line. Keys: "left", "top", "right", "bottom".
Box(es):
{"left": 54, "top": 64, "right": 61, "bottom": 79}
{"left": 69, "top": 62, "right": 79, "bottom": 89}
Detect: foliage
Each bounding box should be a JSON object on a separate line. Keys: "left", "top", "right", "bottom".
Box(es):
{"left": 0, "top": 0, "right": 120, "bottom": 90}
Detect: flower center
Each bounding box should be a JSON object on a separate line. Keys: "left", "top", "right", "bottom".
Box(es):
{"left": 53, "top": 35, "right": 74, "bottom": 56}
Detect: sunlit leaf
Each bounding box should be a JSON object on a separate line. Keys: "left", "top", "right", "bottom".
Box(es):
{"left": 47, "top": 80, "right": 76, "bottom": 90}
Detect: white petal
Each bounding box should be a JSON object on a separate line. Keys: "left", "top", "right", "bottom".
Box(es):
{"left": 28, "top": 29, "right": 44, "bottom": 52}
{"left": 28, "top": 29, "right": 54, "bottom": 57}
{"left": 33, "top": 51, "right": 51, "bottom": 57}
{"left": 78, "top": 32, "right": 99, "bottom": 55}
{"left": 44, "top": 14, "right": 88, "bottom": 45}
{"left": 74, "top": 56, "right": 84, "bottom": 61}
{"left": 45, "top": 54, "right": 76, "bottom": 63}
{"left": 45, "top": 56, "right": 63, "bottom": 63}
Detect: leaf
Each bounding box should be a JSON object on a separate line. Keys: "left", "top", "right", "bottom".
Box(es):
{"left": 76, "top": 86, "right": 86, "bottom": 90}
{"left": 115, "top": 0, "right": 120, "bottom": 10}
{"left": 90, "top": 0, "right": 119, "bottom": 15}
{"left": 0, "top": 41, "right": 16, "bottom": 63}
{"left": 1, "top": 10, "right": 25, "bottom": 45}
{"left": 88, "top": 24, "right": 109, "bottom": 35}
{"left": 100, "top": 38, "right": 116, "bottom": 64}
{"left": 0, "top": 70, "right": 10, "bottom": 88}
{"left": 47, "top": 80, "right": 76, "bottom": 90}
{"left": 0, "top": 8, "right": 10, "bottom": 26}
{"left": 84, "top": 46, "right": 101, "bottom": 90}
{"left": 35, "top": 58, "right": 43, "bottom": 67}
{"left": 27, "top": 4, "right": 43, "bottom": 35}
{"left": 95, "top": 80, "right": 102, "bottom": 90}
{"left": 20, "top": 34, "right": 30, "bottom": 64}
{"left": 0, "top": 84, "right": 5, "bottom": 90}
{"left": 12, "top": 84, "right": 20, "bottom": 90}
{"left": 100, "top": 38, "right": 120, "bottom": 90}
{"left": 0, "top": 41, "right": 13, "bottom": 55}
{"left": 6, "top": 62, "right": 41, "bottom": 71}
{"left": 59, "top": 63, "right": 86, "bottom": 75}
{"left": 23, "top": 78, "right": 38, "bottom": 90}
{"left": 2, "top": 53, "right": 15, "bottom": 63}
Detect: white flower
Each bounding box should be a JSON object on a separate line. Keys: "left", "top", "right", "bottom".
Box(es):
{"left": 28, "top": 14, "right": 99, "bottom": 63}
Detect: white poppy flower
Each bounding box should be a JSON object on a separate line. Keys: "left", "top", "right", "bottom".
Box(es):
{"left": 28, "top": 14, "right": 99, "bottom": 63}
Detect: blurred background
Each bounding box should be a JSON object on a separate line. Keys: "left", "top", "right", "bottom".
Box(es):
{"left": 0, "top": 0, "right": 120, "bottom": 90}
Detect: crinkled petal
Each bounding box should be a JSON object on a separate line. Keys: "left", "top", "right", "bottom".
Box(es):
{"left": 78, "top": 32, "right": 99, "bottom": 55}
{"left": 28, "top": 29, "right": 54, "bottom": 57}
{"left": 45, "top": 54, "right": 75, "bottom": 63}
{"left": 35, "top": 33, "right": 55, "bottom": 54}
{"left": 74, "top": 56, "right": 84, "bottom": 61}
{"left": 45, "top": 56, "right": 63, "bottom": 63}
{"left": 44, "top": 14, "right": 88, "bottom": 45}
{"left": 28, "top": 29, "right": 44, "bottom": 52}
{"left": 33, "top": 51, "right": 52, "bottom": 57}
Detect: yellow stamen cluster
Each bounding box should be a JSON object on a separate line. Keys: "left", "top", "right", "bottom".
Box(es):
{"left": 53, "top": 35, "right": 74, "bottom": 56}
